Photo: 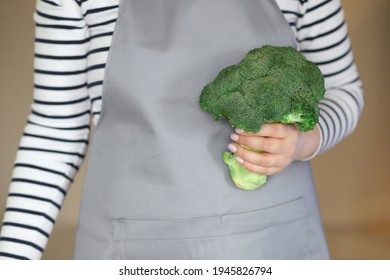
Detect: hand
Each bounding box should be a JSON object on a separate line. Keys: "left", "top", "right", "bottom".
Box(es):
{"left": 227, "top": 123, "right": 321, "bottom": 176}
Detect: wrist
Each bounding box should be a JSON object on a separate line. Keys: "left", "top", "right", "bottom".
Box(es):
{"left": 295, "top": 124, "right": 321, "bottom": 161}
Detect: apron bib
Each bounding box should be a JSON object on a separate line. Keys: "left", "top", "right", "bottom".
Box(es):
{"left": 75, "top": 0, "right": 329, "bottom": 259}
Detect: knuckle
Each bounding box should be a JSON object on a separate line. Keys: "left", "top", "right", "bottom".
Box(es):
{"left": 260, "top": 155, "right": 273, "bottom": 167}
{"left": 239, "top": 139, "right": 251, "bottom": 150}
{"left": 267, "top": 124, "right": 279, "bottom": 135}
{"left": 246, "top": 151, "right": 261, "bottom": 165}
{"left": 262, "top": 139, "right": 276, "bottom": 152}
{"left": 235, "top": 145, "right": 247, "bottom": 158}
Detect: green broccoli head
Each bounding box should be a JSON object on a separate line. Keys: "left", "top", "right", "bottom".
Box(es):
{"left": 199, "top": 45, "right": 325, "bottom": 133}
{"left": 200, "top": 45, "right": 325, "bottom": 190}
{"left": 223, "top": 152, "right": 267, "bottom": 190}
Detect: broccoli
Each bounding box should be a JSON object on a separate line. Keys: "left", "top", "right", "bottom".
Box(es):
{"left": 223, "top": 151, "right": 267, "bottom": 190}
{"left": 199, "top": 45, "right": 325, "bottom": 190}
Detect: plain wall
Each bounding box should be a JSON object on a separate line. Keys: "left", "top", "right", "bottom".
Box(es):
{"left": 0, "top": 0, "right": 389, "bottom": 259}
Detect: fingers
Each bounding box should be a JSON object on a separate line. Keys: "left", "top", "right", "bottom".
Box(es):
{"left": 228, "top": 123, "right": 299, "bottom": 176}
{"left": 228, "top": 143, "right": 286, "bottom": 175}
{"left": 233, "top": 123, "right": 298, "bottom": 155}
{"left": 235, "top": 157, "right": 281, "bottom": 176}
{"left": 230, "top": 133, "right": 284, "bottom": 154}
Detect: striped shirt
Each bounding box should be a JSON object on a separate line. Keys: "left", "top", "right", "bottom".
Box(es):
{"left": 0, "top": 0, "right": 364, "bottom": 260}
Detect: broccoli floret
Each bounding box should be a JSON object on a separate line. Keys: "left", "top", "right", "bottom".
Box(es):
{"left": 199, "top": 45, "right": 325, "bottom": 133}
{"left": 199, "top": 45, "right": 325, "bottom": 190}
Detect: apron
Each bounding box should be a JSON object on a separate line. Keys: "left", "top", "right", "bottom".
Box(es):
{"left": 75, "top": 0, "right": 329, "bottom": 259}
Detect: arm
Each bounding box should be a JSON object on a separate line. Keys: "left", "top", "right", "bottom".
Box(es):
{"left": 0, "top": 0, "right": 90, "bottom": 260}
{"left": 229, "top": 0, "right": 364, "bottom": 175}
{"left": 297, "top": 0, "right": 364, "bottom": 156}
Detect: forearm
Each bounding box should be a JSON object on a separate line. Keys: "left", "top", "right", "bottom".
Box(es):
{"left": 0, "top": 0, "right": 89, "bottom": 260}
{"left": 297, "top": 0, "right": 364, "bottom": 157}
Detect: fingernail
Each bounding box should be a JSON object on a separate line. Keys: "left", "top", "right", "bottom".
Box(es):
{"left": 235, "top": 156, "right": 244, "bottom": 164}
{"left": 235, "top": 128, "right": 245, "bottom": 134}
{"left": 228, "top": 144, "right": 237, "bottom": 153}
{"left": 230, "top": 133, "right": 239, "bottom": 141}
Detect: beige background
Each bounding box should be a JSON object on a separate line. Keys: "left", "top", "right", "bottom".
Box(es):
{"left": 0, "top": 0, "right": 389, "bottom": 259}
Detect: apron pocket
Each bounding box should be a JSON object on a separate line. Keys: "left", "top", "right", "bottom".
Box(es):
{"left": 113, "top": 215, "right": 224, "bottom": 260}
{"left": 114, "top": 197, "right": 308, "bottom": 259}
{"left": 222, "top": 196, "right": 309, "bottom": 259}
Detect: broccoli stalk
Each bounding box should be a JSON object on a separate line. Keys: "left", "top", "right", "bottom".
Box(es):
{"left": 223, "top": 151, "right": 267, "bottom": 190}
{"left": 199, "top": 45, "right": 325, "bottom": 190}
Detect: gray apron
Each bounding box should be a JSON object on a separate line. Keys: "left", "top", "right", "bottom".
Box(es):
{"left": 75, "top": 0, "right": 329, "bottom": 259}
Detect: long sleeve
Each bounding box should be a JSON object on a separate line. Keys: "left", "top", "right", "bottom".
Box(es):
{"left": 296, "top": 0, "right": 364, "bottom": 156}
{"left": 0, "top": 0, "right": 364, "bottom": 260}
{"left": 0, "top": 0, "right": 90, "bottom": 260}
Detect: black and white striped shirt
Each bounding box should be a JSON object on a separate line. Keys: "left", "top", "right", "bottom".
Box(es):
{"left": 0, "top": 0, "right": 364, "bottom": 260}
